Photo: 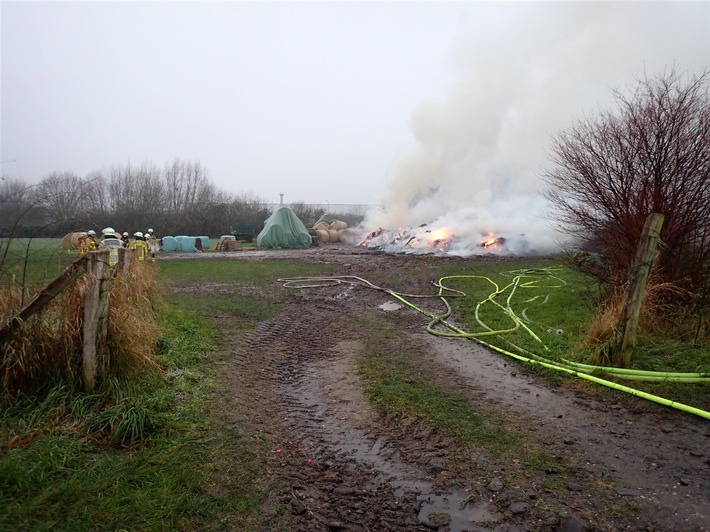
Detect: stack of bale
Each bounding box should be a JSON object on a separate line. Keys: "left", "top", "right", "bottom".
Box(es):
{"left": 217, "top": 235, "right": 242, "bottom": 251}
{"left": 313, "top": 219, "right": 349, "bottom": 244}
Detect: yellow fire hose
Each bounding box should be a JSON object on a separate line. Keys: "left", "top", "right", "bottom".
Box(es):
{"left": 280, "top": 271, "right": 710, "bottom": 421}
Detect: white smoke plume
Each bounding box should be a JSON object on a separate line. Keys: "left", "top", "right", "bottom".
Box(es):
{"left": 357, "top": 2, "right": 709, "bottom": 256}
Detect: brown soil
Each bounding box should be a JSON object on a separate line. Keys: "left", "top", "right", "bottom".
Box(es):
{"left": 164, "top": 244, "right": 710, "bottom": 531}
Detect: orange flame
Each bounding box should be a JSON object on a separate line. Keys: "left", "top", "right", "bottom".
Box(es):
{"left": 430, "top": 229, "right": 447, "bottom": 242}
{"left": 482, "top": 237, "right": 497, "bottom": 248}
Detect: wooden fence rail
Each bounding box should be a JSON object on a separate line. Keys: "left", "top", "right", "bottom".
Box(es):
{"left": 1, "top": 248, "right": 132, "bottom": 392}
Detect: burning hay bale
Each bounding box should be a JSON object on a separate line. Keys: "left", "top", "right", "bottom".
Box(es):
{"left": 354, "top": 223, "right": 528, "bottom": 256}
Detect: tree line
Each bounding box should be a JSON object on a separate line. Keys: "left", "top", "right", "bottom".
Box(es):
{"left": 0, "top": 159, "right": 274, "bottom": 238}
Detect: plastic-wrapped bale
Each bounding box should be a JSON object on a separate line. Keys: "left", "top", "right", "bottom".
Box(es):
{"left": 315, "top": 229, "right": 330, "bottom": 243}
{"left": 330, "top": 220, "right": 348, "bottom": 231}
{"left": 328, "top": 229, "right": 339, "bottom": 242}
{"left": 218, "top": 235, "right": 235, "bottom": 251}
{"left": 196, "top": 236, "right": 210, "bottom": 251}
{"left": 175, "top": 236, "right": 198, "bottom": 252}
{"left": 161, "top": 236, "right": 179, "bottom": 251}
{"left": 257, "top": 207, "right": 312, "bottom": 249}
{"left": 313, "top": 221, "right": 329, "bottom": 232}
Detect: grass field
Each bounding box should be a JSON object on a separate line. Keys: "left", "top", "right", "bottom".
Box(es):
{"left": 1, "top": 240, "right": 708, "bottom": 529}
{"left": 0, "top": 238, "right": 75, "bottom": 286}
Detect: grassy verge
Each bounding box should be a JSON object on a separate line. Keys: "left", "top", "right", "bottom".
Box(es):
{"left": 416, "top": 260, "right": 710, "bottom": 410}
{"left": 0, "top": 308, "right": 265, "bottom": 531}
{"left": 356, "top": 316, "right": 561, "bottom": 477}
{"left": 1, "top": 256, "right": 335, "bottom": 530}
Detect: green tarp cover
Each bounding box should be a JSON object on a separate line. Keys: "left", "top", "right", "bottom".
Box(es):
{"left": 256, "top": 207, "right": 312, "bottom": 249}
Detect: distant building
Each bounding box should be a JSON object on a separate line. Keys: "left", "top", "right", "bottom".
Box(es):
{"left": 265, "top": 203, "right": 378, "bottom": 216}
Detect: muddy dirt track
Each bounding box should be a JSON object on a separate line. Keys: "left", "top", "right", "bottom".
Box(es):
{"left": 163, "top": 244, "right": 710, "bottom": 531}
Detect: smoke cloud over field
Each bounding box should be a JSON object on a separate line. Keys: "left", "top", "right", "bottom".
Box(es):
{"left": 359, "top": 2, "right": 709, "bottom": 256}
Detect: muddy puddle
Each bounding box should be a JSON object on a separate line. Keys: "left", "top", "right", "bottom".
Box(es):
{"left": 277, "top": 328, "right": 709, "bottom": 531}
{"left": 418, "top": 332, "right": 710, "bottom": 530}
{"left": 278, "top": 339, "right": 506, "bottom": 531}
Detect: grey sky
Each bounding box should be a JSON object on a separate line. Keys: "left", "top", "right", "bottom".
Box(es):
{"left": 2, "top": 1, "right": 709, "bottom": 214}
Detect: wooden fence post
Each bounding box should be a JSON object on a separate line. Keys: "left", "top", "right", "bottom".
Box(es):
{"left": 83, "top": 250, "right": 110, "bottom": 392}
{"left": 0, "top": 255, "right": 87, "bottom": 342}
{"left": 611, "top": 213, "right": 665, "bottom": 367}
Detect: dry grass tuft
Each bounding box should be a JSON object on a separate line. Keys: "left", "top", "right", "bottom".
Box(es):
{"left": 106, "top": 261, "right": 164, "bottom": 376}
{"left": 579, "top": 275, "right": 694, "bottom": 363}
{"left": 1, "top": 259, "right": 164, "bottom": 400}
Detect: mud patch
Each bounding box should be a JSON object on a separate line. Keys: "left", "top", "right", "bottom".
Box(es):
{"left": 203, "top": 246, "right": 710, "bottom": 531}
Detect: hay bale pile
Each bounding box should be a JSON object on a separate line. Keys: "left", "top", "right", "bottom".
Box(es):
{"left": 218, "top": 239, "right": 242, "bottom": 251}
{"left": 313, "top": 219, "right": 349, "bottom": 244}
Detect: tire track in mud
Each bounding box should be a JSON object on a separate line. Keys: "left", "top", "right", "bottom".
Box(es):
{"left": 238, "top": 310, "right": 427, "bottom": 531}
{"left": 236, "top": 307, "right": 518, "bottom": 531}
{"left": 416, "top": 333, "right": 710, "bottom": 531}
{"left": 220, "top": 248, "right": 710, "bottom": 531}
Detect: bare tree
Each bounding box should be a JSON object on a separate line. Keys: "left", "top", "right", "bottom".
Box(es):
{"left": 34, "top": 172, "right": 84, "bottom": 229}
{"left": 0, "top": 178, "right": 36, "bottom": 233}
{"left": 83, "top": 171, "right": 110, "bottom": 213}
{"left": 290, "top": 201, "right": 325, "bottom": 227}
{"left": 543, "top": 68, "right": 710, "bottom": 298}
{"left": 107, "top": 162, "right": 165, "bottom": 231}
{"left": 163, "top": 159, "right": 217, "bottom": 211}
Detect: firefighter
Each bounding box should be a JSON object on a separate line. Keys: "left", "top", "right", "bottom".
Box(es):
{"left": 87, "top": 230, "right": 98, "bottom": 250}
{"left": 145, "top": 228, "right": 158, "bottom": 262}
{"left": 128, "top": 231, "right": 150, "bottom": 262}
{"left": 100, "top": 227, "right": 121, "bottom": 268}
{"left": 122, "top": 231, "right": 130, "bottom": 248}
{"left": 78, "top": 230, "right": 98, "bottom": 255}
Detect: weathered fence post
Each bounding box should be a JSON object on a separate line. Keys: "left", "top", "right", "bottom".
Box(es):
{"left": 0, "top": 255, "right": 87, "bottom": 342}
{"left": 611, "top": 213, "right": 665, "bottom": 367}
{"left": 83, "top": 250, "right": 110, "bottom": 392}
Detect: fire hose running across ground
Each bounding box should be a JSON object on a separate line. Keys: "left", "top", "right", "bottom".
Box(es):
{"left": 279, "top": 269, "right": 710, "bottom": 421}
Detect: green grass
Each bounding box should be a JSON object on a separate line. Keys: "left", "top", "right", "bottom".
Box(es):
{"left": 359, "top": 346, "right": 517, "bottom": 452}
{"left": 0, "top": 238, "right": 75, "bottom": 286}
{"left": 356, "top": 316, "right": 560, "bottom": 474}
{"left": 0, "top": 306, "right": 267, "bottom": 531}
{"left": 157, "top": 257, "right": 334, "bottom": 286}
{"left": 1, "top": 256, "right": 337, "bottom": 530}
{"left": 437, "top": 264, "right": 596, "bottom": 361}
{"left": 2, "top": 249, "right": 708, "bottom": 529}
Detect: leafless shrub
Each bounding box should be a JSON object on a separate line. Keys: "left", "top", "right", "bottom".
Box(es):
{"left": 543, "top": 68, "right": 710, "bottom": 297}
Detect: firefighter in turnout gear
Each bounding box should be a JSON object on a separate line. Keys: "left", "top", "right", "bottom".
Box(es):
{"left": 100, "top": 227, "right": 121, "bottom": 268}
{"left": 146, "top": 228, "right": 158, "bottom": 262}
{"left": 78, "top": 230, "right": 98, "bottom": 255}
{"left": 129, "top": 231, "right": 150, "bottom": 262}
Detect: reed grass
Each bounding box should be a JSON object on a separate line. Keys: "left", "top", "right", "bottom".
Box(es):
{"left": 1, "top": 257, "right": 164, "bottom": 400}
